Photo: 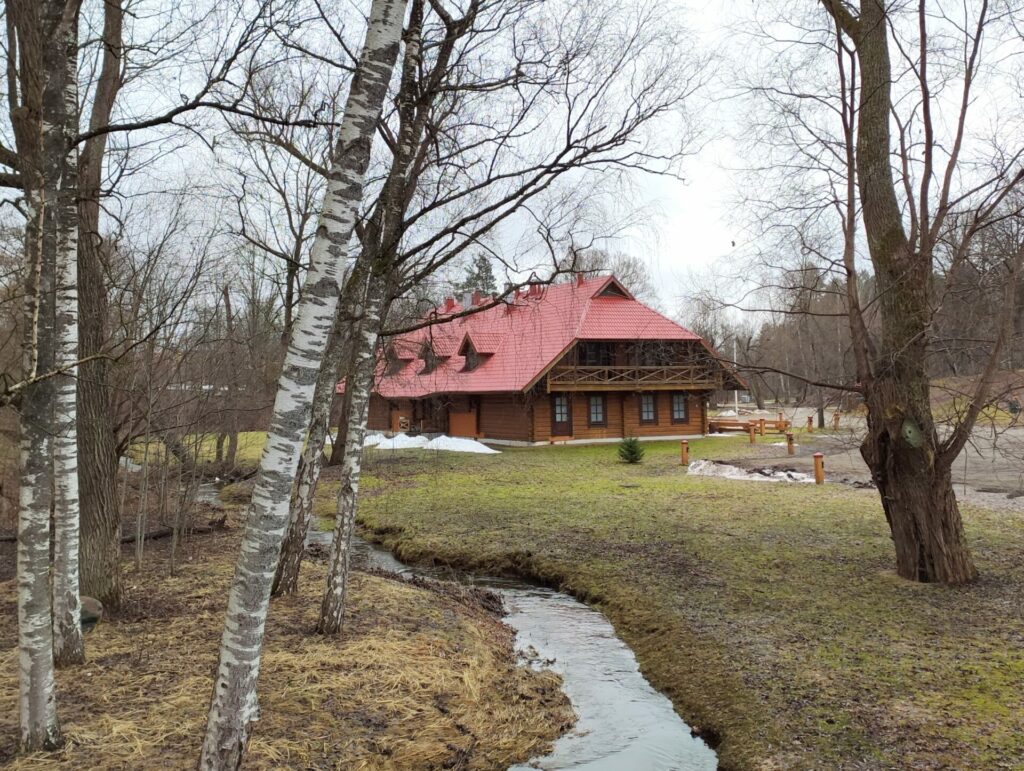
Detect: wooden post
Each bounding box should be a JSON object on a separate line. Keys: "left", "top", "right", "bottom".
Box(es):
{"left": 777, "top": 411, "right": 784, "bottom": 423}
{"left": 758, "top": 417, "right": 766, "bottom": 436}
{"left": 832, "top": 411, "right": 841, "bottom": 430}
{"left": 748, "top": 424, "right": 756, "bottom": 444}
{"left": 786, "top": 432, "right": 795, "bottom": 456}
{"left": 806, "top": 415, "right": 814, "bottom": 433}
{"left": 680, "top": 440, "right": 689, "bottom": 466}
{"left": 813, "top": 452, "right": 825, "bottom": 484}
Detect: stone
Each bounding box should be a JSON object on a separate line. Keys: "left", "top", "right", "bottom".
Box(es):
{"left": 81, "top": 595, "right": 103, "bottom": 632}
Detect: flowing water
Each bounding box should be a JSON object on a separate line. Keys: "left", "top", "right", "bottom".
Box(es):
{"left": 306, "top": 526, "right": 718, "bottom": 770}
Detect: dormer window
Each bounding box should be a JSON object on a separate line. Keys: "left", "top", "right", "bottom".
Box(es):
{"left": 464, "top": 347, "right": 481, "bottom": 372}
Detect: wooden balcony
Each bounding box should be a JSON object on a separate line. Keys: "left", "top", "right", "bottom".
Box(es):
{"left": 546, "top": 365, "right": 721, "bottom": 392}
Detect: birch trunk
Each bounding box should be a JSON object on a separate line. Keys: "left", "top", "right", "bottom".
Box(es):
{"left": 51, "top": 7, "right": 84, "bottom": 666}
{"left": 17, "top": 191, "right": 62, "bottom": 751}
{"left": 317, "top": 277, "right": 386, "bottom": 634}
{"left": 52, "top": 144, "right": 84, "bottom": 666}
{"left": 271, "top": 308, "right": 353, "bottom": 596}
{"left": 12, "top": 0, "right": 83, "bottom": 748}
{"left": 199, "top": 2, "right": 407, "bottom": 766}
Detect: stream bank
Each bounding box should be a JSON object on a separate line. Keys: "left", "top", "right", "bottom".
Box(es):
{"left": 308, "top": 527, "right": 718, "bottom": 770}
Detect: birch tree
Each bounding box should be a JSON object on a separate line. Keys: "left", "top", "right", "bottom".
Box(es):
{"left": 198, "top": 1, "right": 408, "bottom": 766}
{"left": 8, "top": 0, "right": 83, "bottom": 750}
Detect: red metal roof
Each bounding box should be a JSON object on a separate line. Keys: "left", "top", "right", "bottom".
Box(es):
{"left": 342, "top": 275, "right": 702, "bottom": 399}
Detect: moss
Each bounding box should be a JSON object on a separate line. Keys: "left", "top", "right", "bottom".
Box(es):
{"left": 345, "top": 438, "right": 1024, "bottom": 770}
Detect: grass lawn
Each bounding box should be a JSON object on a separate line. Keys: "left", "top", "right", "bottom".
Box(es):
{"left": 348, "top": 437, "right": 1024, "bottom": 770}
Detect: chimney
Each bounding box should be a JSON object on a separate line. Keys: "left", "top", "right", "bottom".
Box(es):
{"left": 575, "top": 272, "right": 585, "bottom": 286}
{"left": 462, "top": 292, "right": 472, "bottom": 308}
{"left": 443, "top": 297, "right": 455, "bottom": 312}
{"left": 472, "top": 290, "right": 482, "bottom": 306}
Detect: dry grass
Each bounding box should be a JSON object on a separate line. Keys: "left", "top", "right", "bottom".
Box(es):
{"left": 0, "top": 529, "right": 572, "bottom": 769}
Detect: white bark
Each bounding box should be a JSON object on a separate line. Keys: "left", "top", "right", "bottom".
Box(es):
{"left": 199, "top": 1, "right": 408, "bottom": 767}
{"left": 317, "top": 276, "right": 386, "bottom": 634}
{"left": 271, "top": 309, "right": 352, "bottom": 596}
{"left": 17, "top": 197, "right": 61, "bottom": 750}
{"left": 52, "top": 29, "right": 84, "bottom": 666}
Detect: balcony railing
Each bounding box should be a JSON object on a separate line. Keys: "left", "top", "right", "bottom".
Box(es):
{"left": 546, "top": 365, "right": 721, "bottom": 391}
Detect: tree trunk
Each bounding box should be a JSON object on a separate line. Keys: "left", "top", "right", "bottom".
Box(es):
{"left": 861, "top": 379, "right": 977, "bottom": 583}
{"left": 52, "top": 73, "right": 84, "bottom": 665}
{"left": 822, "top": 0, "right": 977, "bottom": 582}
{"left": 76, "top": 0, "right": 125, "bottom": 609}
{"left": 198, "top": 2, "right": 407, "bottom": 766}
{"left": 272, "top": 310, "right": 352, "bottom": 596}
{"left": 317, "top": 278, "right": 386, "bottom": 634}
{"left": 16, "top": 190, "right": 62, "bottom": 752}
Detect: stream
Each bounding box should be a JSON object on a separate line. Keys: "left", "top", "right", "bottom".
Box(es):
{"left": 307, "top": 526, "right": 718, "bottom": 770}
{"left": 192, "top": 479, "right": 715, "bottom": 769}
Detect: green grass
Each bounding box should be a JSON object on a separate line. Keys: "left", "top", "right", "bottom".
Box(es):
{"left": 127, "top": 431, "right": 268, "bottom": 467}
{"left": 341, "top": 437, "right": 1024, "bottom": 770}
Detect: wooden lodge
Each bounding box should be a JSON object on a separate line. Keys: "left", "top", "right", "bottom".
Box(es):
{"left": 350, "top": 275, "right": 744, "bottom": 444}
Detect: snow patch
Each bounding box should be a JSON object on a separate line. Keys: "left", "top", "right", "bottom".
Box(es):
{"left": 687, "top": 459, "right": 813, "bottom": 484}
{"left": 716, "top": 409, "right": 737, "bottom": 417}
{"left": 374, "top": 433, "right": 430, "bottom": 450}
{"left": 363, "top": 432, "right": 386, "bottom": 448}
{"left": 424, "top": 435, "right": 501, "bottom": 454}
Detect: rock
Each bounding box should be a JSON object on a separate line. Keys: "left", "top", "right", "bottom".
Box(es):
{"left": 81, "top": 596, "right": 103, "bottom": 633}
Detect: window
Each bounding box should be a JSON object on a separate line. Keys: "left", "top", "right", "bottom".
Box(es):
{"left": 671, "top": 393, "right": 689, "bottom": 424}
{"left": 553, "top": 394, "right": 570, "bottom": 423}
{"left": 463, "top": 347, "right": 480, "bottom": 372}
{"left": 639, "top": 393, "right": 657, "bottom": 424}
{"left": 588, "top": 394, "right": 606, "bottom": 426}
{"left": 579, "top": 342, "right": 613, "bottom": 366}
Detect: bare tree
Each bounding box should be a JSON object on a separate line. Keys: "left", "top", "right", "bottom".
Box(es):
{"left": 732, "top": 0, "right": 1024, "bottom": 582}
{"left": 199, "top": 1, "right": 408, "bottom": 765}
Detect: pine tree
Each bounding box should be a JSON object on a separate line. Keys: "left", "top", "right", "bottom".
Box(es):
{"left": 456, "top": 253, "right": 497, "bottom": 296}
{"left": 618, "top": 436, "right": 644, "bottom": 464}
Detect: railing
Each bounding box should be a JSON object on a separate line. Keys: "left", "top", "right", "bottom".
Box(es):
{"left": 546, "top": 365, "right": 720, "bottom": 391}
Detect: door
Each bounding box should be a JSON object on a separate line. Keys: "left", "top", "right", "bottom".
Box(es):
{"left": 449, "top": 408, "right": 477, "bottom": 438}
{"left": 551, "top": 393, "right": 572, "bottom": 436}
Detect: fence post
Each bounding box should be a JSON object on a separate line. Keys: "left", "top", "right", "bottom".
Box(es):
{"left": 680, "top": 440, "right": 689, "bottom": 466}
{"left": 806, "top": 415, "right": 814, "bottom": 433}
{"left": 758, "top": 417, "right": 766, "bottom": 436}
{"left": 748, "top": 424, "right": 756, "bottom": 444}
{"left": 832, "top": 411, "right": 841, "bottom": 430}
{"left": 777, "top": 410, "right": 784, "bottom": 423}
{"left": 813, "top": 452, "right": 825, "bottom": 484}
{"left": 786, "top": 432, "right": 795, "bottom": 456}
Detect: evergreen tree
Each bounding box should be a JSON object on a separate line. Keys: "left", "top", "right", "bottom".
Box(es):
{"left": 456, "top": 253, "right": 497, "bottom": 296}
{"left": 618, "top": 436, "right": 644, "bottom": 464}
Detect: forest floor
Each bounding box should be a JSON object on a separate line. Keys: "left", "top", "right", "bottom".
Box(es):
{"left": 347, "top": 436, "right": 1024, "bottom": 771}
{"left": 0, "top": 522, "right": 573, "bottom": 768}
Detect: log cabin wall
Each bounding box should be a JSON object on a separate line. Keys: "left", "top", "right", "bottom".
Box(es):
{"left": 478, "top": 394, "right": 533, "bottom": 441}
{"left": 534, "top": 391, "right": 706, "bottom": 442}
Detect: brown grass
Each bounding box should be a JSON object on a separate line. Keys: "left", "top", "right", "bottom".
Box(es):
{"left": 0, "top": 528, "right": 573, "bottom": 769}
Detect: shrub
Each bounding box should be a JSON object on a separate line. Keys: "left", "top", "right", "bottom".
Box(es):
{"left": 617, "top": 436, "right": 644, "bottom": 464}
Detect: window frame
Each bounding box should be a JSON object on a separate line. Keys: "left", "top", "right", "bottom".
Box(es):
{"left": 638, "top": 392, "right": 658, "bottom": 425}
{"left": 588, "top": 394, "right": 607, "bottom": 427}
{"left": 671, "top": 392, "right": 689, "bottom": 424}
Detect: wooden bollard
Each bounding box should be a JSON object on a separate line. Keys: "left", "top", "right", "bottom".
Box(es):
{"left": 832, "top": 411, "right": 841, "bottom": 430}
{"left": 786, "top": 432, "right": 795, "bottom": 456}
{"left": 758, "top": 417, "right": 766, "bottom": 436}
{"left": 748, "top": 424, "right": 756, "bottom": 444}
{"left": 806, "top": 415, "right": 814, "bottom": 433}
{"left": 813, "top": 452, "right": 825, "bottom": 484}
{"left": 680, "top": 440, "right": 689, "bottom": 466}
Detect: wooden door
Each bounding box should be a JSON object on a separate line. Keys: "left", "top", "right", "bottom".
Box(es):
{"left": 551, "top": 393, "right": 572, "bottom": 436}
{"left": 449, "top": 408, "right": 477, "bottom": 437}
